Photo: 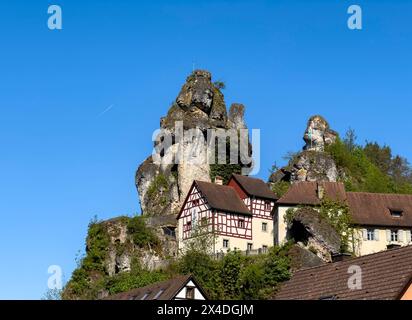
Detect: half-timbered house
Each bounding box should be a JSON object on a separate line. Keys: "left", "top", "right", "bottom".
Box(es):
{"left": 177, "top": 174, "right": 278, "bottom": 254}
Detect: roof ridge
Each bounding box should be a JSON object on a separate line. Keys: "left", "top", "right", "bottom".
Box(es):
{"left": 347, "top": 191, "right": 412, "bottom": 197}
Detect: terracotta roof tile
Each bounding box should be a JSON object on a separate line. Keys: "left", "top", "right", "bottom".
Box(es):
{"left": 276, "top": 181, "right": 346, "bottom": 205}
{"left": 195, "top": 180, "right": 252, "bottom": 216}
{"left": 275, "top": 245, "right": 412, "bottom": 300}
{"left": 347, "top": 192, "right": 412, "bottom": 227}
{"left": 231, "top": 174, "right": 278, "bottom": 200}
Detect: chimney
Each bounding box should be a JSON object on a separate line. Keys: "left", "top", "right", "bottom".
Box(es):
{"left": 317, "top": 183, "right": 325, "bottom": 200}
{"left": 214, "top": 176, "right": 223, "bottom": 185}
{"left": 331, "top": 253, "right": 352, "bottom": 263}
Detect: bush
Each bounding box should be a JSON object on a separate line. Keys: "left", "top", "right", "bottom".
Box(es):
{"left": 127, "top": 216, "right": 160, "bottom": 249}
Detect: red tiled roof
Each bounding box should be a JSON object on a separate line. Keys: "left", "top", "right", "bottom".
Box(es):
{"left": 195, "top": 180, "right": 252, "bottom": 216}
{"left": 275, "top": 245, "right": 412, "bottom": 300}
{"left": 276, "top": 181, "right": 347, "bottom": 205}
{"left": 231, "top": 174, "right": 278, "bottom": 200}
{"left": 347, "top": 192, "right": 412, "bottom": 227}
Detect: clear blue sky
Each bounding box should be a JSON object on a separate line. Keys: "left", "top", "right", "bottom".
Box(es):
{"left": 0, "top": 0, "right": 411, "bottom": 299}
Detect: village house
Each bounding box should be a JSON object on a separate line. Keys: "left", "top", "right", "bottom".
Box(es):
{"left": 275, "top": 245, "right": 412, "bottom": 300}
{"left": 105, "top": 275, "right": 208, "bottom": 300}
{"left": 177, "top": 174, "right": 277, "bottom": 254}
{"left": 275, "top": 181, "right": 412, "bottom": 256}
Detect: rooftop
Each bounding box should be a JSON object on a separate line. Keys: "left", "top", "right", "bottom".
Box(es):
{"left": 275, "top": 245, "right": 412, "bottom": 300}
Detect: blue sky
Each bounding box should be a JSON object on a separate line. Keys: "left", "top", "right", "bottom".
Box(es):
{"left": 0, "top": 0, "right": 411, "bottom": 299}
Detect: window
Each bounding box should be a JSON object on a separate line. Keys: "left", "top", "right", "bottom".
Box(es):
{"left": 262, "top": 222, "right": 268, "bottom": 232}
{"left": 390, "top": 209, "right": 403, "bottom": 217}
{"left": 192, "top": 199, "right": 199, "bottom": 206}
{"left": 265, "top": 201, "right": 271, "bottom": 211}
{"left": 367, "top": 229, "right": 375, "bottom": 241}
{"left": 153, "top": 289, "right": 164, "bottom": 300}
{"left": 238, "top": 219, "right": 245, "bottom": 228}
{"left": 247, "top": 243, "right": 253, "bottom": 251}
{"left": 391, "top": 230, "right": 399, "bottom": 242}
{"left": 262, "top": 245, "right": 268, "bottom": 253}
{"left": 186, "top": 221, "right": 192, "bottom": 230}
{"left": 186, "top": 287, "right": 195, "bottom": 300}
{"left": 223, "top": 239, "right": 229, "bottom": 248}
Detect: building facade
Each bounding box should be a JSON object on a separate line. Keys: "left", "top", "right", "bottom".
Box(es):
{"left": 274, "top": 181, "right": 412, "bottom": 257}
{"left": 177, "top": 174, "right": 277, "bottom": 254}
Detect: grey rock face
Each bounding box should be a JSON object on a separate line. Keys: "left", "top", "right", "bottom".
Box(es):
{"left": 228, "top": 103, "right": 247, "bottom": 130}
{"left": 270, "top": 115, "right": 341, "bottom": 185}
{"left": 287, "top": 207, "right": 341, "bottom": 262}
{"left": 303, "top": 115, "right": 338, "bottom": 152}
{"left": 103, "top": 217, "right": 177, "bottom": 277}
{"left": 136, "top": 70, "right": 251, "bottom": 217}
{"left": 287, "top": 244, "right": 325, "bottom": 272}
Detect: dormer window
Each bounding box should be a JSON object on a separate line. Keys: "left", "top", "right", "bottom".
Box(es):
{"left": 390, "top": 209, "right": 403, "bottom": 217}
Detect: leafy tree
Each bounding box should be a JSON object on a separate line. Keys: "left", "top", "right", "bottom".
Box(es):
{"left": 363, "top": 141, "right": 392, "bottom": 175}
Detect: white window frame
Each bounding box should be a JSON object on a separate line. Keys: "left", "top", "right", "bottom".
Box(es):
{"left": 391, "top": 230, "right": 399, "bottom": 242}
{"left": 367, "top": 229, "right": 375, "bottom": 241}
{"left": 223, "top": 239, "right": 229, "bottom": 249}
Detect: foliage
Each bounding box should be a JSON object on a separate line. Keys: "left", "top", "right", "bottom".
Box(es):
{"left": 146, "top": 174, "right": 170, "bottom": 211}
{"left": 284, "top": 200, "right": 357, "bottom": 254}
{"left": 83, "top": 219, "right": 110, "bottom": 272}
{"left": 183, "top": 222, "right": 217, "bottom": 255}
{"left": 318, "top": 199, "right": 356, "bottom": 253}
{"left": 213, "top": 81, "right": 226, "bottom": 90}
{"left": 127, "top": 216, "right": 160, "bottom": 250}
{"left": 104, "top": 265, "right": 168, "bottom": 295}
{"left": 41, "top": 288, "right": 62, "bottom": 300}
{"left": 325, "top": 137, "right": 412, "bottom": 194}
{"left": 209, "top": 135, "right": 242, "bottom": 184}
{"left": 271, "top": 181, "right": 290, "bottom": 198}
{"left": 174, "top": 245, "right": 291, "bottom": 300}
{"left": 62, "top": 215, "right": 163, "bottom": 299}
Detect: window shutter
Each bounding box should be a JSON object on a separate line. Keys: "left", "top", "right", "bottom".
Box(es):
{"left": 374, "top": 229, "right": 379, "bottom": 241}
{"left": 406, "top": 230, "right": 412, "bottom": 243}
{"left": 386, "top": 230, "right": 391, "bottom": 242}
{"left": 362, "top": 229, "right": 368, "bottom": 241}
{"left": 398, "top": 230, "right": 404, "bottom": 243}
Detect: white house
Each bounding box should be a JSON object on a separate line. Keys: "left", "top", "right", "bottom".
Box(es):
{"left": 274, "top": 181, "right": 412, "bottom": 256}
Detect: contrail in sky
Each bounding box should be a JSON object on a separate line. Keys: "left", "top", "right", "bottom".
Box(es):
{"left": 97, "top": 104, "right": 114, "bottom": 117}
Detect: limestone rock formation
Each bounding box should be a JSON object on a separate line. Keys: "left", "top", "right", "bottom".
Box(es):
{"left": 270, "top": 115, "right": 341, "bottom": 184}
{"left": 303, "top": 115, "right": 338, "bottom": 152}
{"left": 136, "top": 70, "right": 251, "bottom": 217}
{"left": 287, "top": 207, "right": 341, "bottom": 262}
{"left": 287, "top": 244, "right": 325, "bottom": 272}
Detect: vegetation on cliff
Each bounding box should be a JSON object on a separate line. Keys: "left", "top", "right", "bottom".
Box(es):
{"left": 61, "top": 216, "right": 161, "bottom": 300}
{"left": 325, "top": 132, "right": 412, "bottom": 194}
{"left": 61, "top": 215, "right": 292, "bottom": 300}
